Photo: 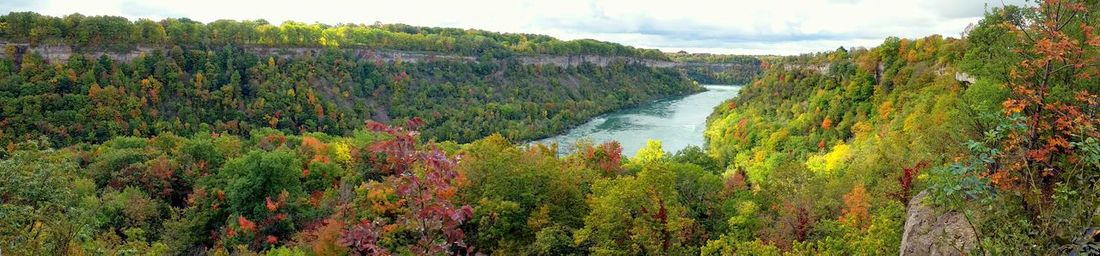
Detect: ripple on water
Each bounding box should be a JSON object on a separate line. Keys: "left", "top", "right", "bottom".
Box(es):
{"left": 536, "top": 85, "right": 742, "bottom": 156}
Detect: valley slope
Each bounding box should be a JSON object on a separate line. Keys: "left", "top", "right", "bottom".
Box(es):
{"left": 0, "top": 12, "right": 738, "bottom": 147}
{"left": 1, "top": 2, "right": 1097, "bottom": 255}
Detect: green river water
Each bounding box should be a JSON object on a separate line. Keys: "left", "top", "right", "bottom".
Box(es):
{"left": 536, "top": 85, "right": 741, "bottom": 156}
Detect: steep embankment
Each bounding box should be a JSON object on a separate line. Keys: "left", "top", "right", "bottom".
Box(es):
{"left": 0, "top": 42, "right": 703, "bottom": 146}
{"left": 0, "top": 41, "right": 758, "bottom": 72}
{"left": 699, "top": 36, "right": 984, "bottom": 254}
{"left": 0, "top": 12, "right": 714, "bottom": 147}
{"left": 701, "top": 4, "right": 1100, "bottom": 253}
{"left": 668, "top": 53, "right": 762, "bottom": 84}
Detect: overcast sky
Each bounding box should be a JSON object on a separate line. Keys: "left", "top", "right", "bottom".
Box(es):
{"left": 1, "top": 0, "right": 1029, "bottom": 55}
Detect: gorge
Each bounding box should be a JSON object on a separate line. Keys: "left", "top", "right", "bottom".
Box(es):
{"left": 1, "top": 2, "right": 1098, "bottom": 255}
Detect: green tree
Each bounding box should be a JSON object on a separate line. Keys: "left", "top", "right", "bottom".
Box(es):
{"left": 0, "top": 141, "right": 90, "bottom": 254}
{"left": 574, "top": 162, "right": 697, "bottom": 255}
{"left": 220, "top": 149, "right": 303, "bottom": 220}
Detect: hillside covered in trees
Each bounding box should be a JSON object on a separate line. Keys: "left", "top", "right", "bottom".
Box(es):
{"left": 0, "top": 12, "right": 669, "bottom": 59}
{"left": 667, "top": 53, "right": 762, "bottom": 85}
{"left": 1, "top": 0, "right": 1099, "bottom": 255}
{"left": 704, "top": 1, "right": 1099, "bottom": 254}
{"left": 0, "top": 12, "right": 704, "bottom": 148}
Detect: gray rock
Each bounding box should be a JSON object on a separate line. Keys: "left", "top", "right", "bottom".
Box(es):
{"left": 0, "top": 42, "right": 727, "bottom": 69}
{"left": 955, "top": 72, "right": 977, "bottom": 84}
{"left": 900, "top": 191, "right": 978, "bottom": 256}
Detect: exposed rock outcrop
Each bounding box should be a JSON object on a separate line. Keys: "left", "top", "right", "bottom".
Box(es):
{"left": 0, "top": 42, "right": 478, "bottom": 65}
{"left": 514, "top": 54, "right": 678, "bottom": 67}
{"left": 781, "top": 62, "right": 831, "bottom": 74}
{"left": 955, "top": 72, "right": 977, "bottom": 85}
{"left": 0, "top": 42, "right": 759, "bottom": 84}
{"left": 900, "top": 191, "right": 978, "bottom": 256}
{"left": 0, "top": 42, "right": 687, "bottom": 68}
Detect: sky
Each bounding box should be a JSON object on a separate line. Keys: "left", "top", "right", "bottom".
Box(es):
{"left": 1, "top": 0, "right": 1030, "bottom": 55}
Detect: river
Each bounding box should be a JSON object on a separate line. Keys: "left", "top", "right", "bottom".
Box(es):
{"left": 535, "top": 85, "right": 741, "bottom": 156}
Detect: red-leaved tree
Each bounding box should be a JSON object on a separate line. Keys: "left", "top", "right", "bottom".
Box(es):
{"left": 340, "top": 118, "right": 474, "bottom": 255}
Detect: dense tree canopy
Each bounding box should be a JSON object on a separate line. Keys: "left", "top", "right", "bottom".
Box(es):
{"left": 703, "top": 1, "right": 1099, "bottom": 254}
{"left": 1, "top": 1, "right": 1098, "bottom": 255}
{"left": 0, "top": 15, "right": 702, "bottom": 148}
{"left": 668, "top": 53, "right": 762, "bottom": 84}
{"left": 0, "top": 12, "right": 668, "bottom": 59}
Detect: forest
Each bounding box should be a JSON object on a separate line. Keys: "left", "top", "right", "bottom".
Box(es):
{"left": 704, "top": 1, "right": 1098, "bottom": 254}
{"left": 1, "top": 0, "right": 1099, "bottom": 255}
{"left": 666, "top": 53, "right": 761, "bottom": 85}
{"left": 0, "top": 12, "right": 668, "bottom": 59}
{"left": 0, "top": 12, "right": 703, "bottom": 148}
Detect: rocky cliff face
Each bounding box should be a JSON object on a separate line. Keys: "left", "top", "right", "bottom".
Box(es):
{"left": 900, "top": 191, "right": 978, "bottom": 256}
{"left": 0, "top": 42, "right": 479, "bottom": 65}
{"left": 0, "top": 41, "right": 761, "bottom": 86}
{"left": 0, "top": 42, "right": 686, "bottom": 68}
{"left": 0, "top": 42, "right": 763, "bottom": 84}
{"left": 1, "top": 43, "right": 159, "bottom": 63}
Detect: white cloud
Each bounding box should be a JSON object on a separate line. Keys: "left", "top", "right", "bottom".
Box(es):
{"left": 1, "top": 0, "right": 1031, "bottom": 55}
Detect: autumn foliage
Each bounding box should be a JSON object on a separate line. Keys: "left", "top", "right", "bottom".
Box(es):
{"left": 995, "top": 0, "right": 1100, "bottom": 228}
{"left": 840, "top": 184, "right": 870, "bottom": 228}
{"left": 581, "top": 141, "right": 625, "bottom": 176}
{"left": 340, "top": 118, "right": 474, "bottom": 255}
{"left": 4, "top": 2, "right": 1100, "bottom": 255}
{"left": 895, "top": 161, "right": 928, "bottom": 206}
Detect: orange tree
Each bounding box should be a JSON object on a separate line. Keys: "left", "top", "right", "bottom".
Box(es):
{"left": 940, "top": 0, "right": 1100, "bottom": 254}
{"left": 1003, "top": 0, "right": 1099, "bottom": 236}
